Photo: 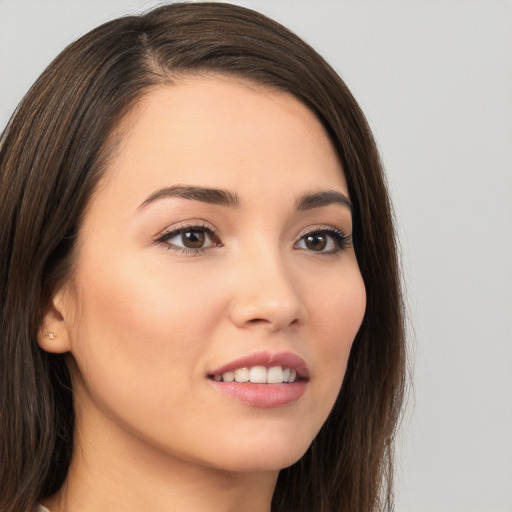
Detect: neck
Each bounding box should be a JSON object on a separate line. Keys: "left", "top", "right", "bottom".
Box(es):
{"left": 45, "top": 464, "right": 276, "bottom": 512}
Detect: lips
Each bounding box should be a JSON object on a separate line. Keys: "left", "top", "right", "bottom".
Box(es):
{"left": 208, "top": 351, "right": 309, "bottom": 381}
{"left": 207, "top": 351, "right": 309, "bottom": 408}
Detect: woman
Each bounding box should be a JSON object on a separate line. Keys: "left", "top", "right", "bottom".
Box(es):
{"left": 0, "top": 3, "right": 406, "bottom": 512}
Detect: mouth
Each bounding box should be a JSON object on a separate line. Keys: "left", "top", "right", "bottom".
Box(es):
{"left": 208, "top": 350, "right": 309, "bottom": 383}
{"left": 210, "top": 365, "right": 299, "bottom": 384}
{"left": 207, "top": 351, "right": 309, "bottom": 408}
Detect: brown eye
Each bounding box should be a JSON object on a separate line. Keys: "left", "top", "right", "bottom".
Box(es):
{"left": 295, "top": 228, "right": 348, "bottom": 254}
{"left": 304, "top": 233, "right": 327, "bottom": 251}
{"left": 182, "top": 230, "right": 206, "bottom": 249}
{"left": 159, "top": 225, "right": 219, "bottom": 253}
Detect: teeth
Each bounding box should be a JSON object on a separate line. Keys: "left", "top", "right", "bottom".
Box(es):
{"left": 223, "top": 371, "right": 235, "bottom": 383}
{"left": 234, "top": 368, "right": 250, "bottom": 382}
{"left": 249, "top": 366, "right": 267, "bottom": 383}
{"left": 267, "top": 366, "right": 284, "bottom": 383}
{"left": 217, "top": 366, "right": 298, "bottom": 384}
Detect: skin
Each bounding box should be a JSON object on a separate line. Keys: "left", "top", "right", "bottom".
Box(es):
{"left": 39, "top": 76, "right": 366, "bottom": 512}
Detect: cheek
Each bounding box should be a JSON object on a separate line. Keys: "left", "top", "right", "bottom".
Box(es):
{"left": 311, "top": 261, "right": 366, "bottom": 348}
{"left": 66, "top": 255, "right": 224, "bottom": 407}
{"left": 75, "top": 253, "right": 219, "bottom": 342}
{"left": 65, "top": 256, "right": 234, "bottom": 461}
{"left": 306, "top": 266, "right": 366, "bottom": 411}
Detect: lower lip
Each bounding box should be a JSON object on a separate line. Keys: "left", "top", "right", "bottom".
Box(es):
{"left": 208, "top": 380, "right": 307, "bottom": 408}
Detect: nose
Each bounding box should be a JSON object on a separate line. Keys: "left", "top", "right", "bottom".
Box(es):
{"left": 227, "top": 249, "right": 307, "bottom": 332}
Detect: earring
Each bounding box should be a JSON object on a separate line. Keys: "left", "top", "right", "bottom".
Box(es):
{"left": 43, "top": 332, "right": 57, "bottom": 340}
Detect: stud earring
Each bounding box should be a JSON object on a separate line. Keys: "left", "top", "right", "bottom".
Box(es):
{"left": 43, "top": 332, "right": 57, "bottom": 340}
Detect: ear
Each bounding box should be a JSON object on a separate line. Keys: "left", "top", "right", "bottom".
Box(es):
{"left": 38, "top": 287, "right": 73, "bottom": 354}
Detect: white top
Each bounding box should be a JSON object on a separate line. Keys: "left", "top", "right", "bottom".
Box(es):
{"left": 35, "top": 506, "right": 50, "bottom": 512}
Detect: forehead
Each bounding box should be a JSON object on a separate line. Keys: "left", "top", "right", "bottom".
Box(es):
{"left": 102, "top": 75, "right": 347, "bottom": 206}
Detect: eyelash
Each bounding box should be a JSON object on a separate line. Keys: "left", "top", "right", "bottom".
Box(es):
{"left": 296, "top": 226, "right": 351, "bottom": 256}
{"left": 155, "top": 222, "right": 221, "bottom": 254}
{"left": 155, "top": 223, "right": 351, "bottom": 256}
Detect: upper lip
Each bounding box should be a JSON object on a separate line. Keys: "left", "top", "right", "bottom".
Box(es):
{"left": 208, "top": 351, "right": 310, "bottom": 380}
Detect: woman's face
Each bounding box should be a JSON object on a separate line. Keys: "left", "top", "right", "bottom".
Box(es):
{"left": 55, "top": 76, "right": 366, "bottom": 473}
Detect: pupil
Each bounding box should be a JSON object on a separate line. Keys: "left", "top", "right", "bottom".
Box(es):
{"left": 183, "top": 230, "right": 205, "bottom": 248}
{"left": 306, "top": 234, "right": 326, "bottom": 251}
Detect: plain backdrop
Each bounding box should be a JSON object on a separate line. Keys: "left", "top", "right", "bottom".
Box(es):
{"left": 1, "top": 1, "right": 511, "bottom": 511}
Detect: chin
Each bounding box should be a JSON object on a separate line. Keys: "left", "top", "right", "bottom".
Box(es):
{"left": 213, "top": 452, "right": 306, "bottom": 474}
{"left": 201, "top": 429, "right": 315, "bottom": 473}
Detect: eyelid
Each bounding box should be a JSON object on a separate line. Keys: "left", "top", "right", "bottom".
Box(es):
{"left": 153, "top": 221, "right": 351, "bottom": 256}
{"left": 155, "top": 220, "right": 221, "bottom": 254}
{"left": 297, "top": 224, "right": 349, "bottom": 239}
{"left": 295, "top": 224, "right": 352, "bottom": 254}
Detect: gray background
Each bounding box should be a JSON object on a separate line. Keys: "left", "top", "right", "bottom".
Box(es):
{"left": 1, "top": 1, "right": 511, "bottom": 510}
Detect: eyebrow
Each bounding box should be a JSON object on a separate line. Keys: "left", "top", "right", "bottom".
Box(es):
{"left": 138, "top": 185, "right": 352, "bottom": 213}
{"left": 295, "top": 190, "right": 352, "bottom": 212}
{"left": 138, "top": 185, "right": 241, "bottom": 210}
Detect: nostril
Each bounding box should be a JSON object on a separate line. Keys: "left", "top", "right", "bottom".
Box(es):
{"left": 244, "top": 316, "right": 301, "bottom": 329}
{"left": 247, "top": 318, "right": 267, "bottom": 325}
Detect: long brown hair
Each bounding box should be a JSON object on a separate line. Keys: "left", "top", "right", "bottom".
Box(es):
{"left": 0, "top": 3, "right": 406, "bottom": 511}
